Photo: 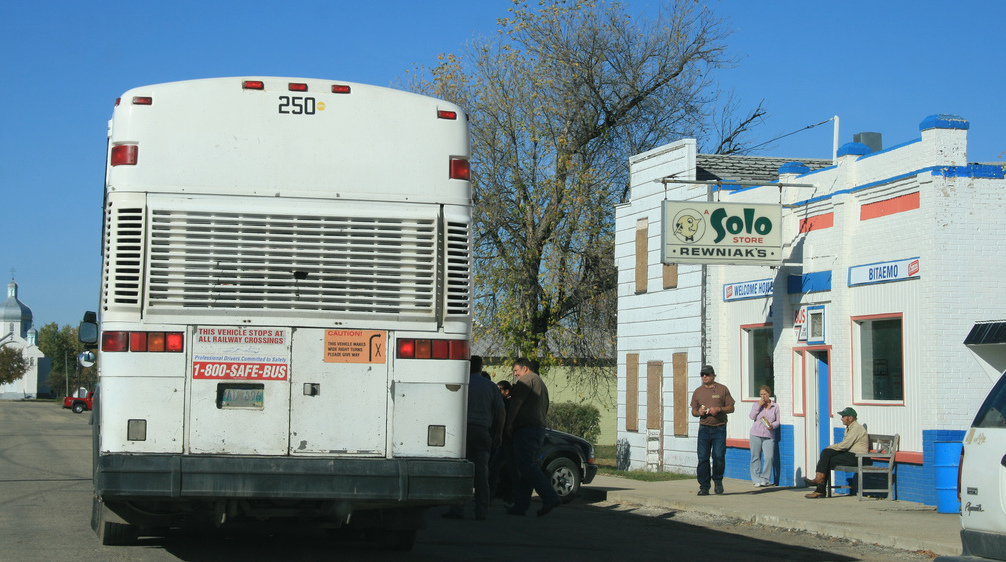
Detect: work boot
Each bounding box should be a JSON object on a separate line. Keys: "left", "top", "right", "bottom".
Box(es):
{"left": 804, "top": 472, "right": 826, "bottom": 487}
{"left": 714, "top": 481, "right": 724, "bottom": 495}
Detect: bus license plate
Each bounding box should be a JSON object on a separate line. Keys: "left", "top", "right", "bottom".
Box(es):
{"left": 217, "top": 384, "right": 264, "bottom": 409}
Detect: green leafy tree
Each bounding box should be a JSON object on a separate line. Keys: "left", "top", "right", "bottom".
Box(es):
{"left": 37, "top": 323, "right": 94, "bottom": 396}
{"left": 407, "top": 0, "right": 763, "bottom": 391}
{"left": 0, "top": 345, "right": 28, "bottom": 386}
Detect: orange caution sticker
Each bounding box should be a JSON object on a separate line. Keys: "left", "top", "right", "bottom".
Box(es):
{"left": 324, "top": 330, "right": 387, "bottom": 364}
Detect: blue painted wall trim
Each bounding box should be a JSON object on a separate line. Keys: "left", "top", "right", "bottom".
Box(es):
{"left": 725, "top": 425, "right": 794, "bottom": 486}
{"left": 787, "top": 271, "right": 832, "bottom": 294}
{"left": 920, "top": 114, "right": 969, "bottom": 131}
{"left": 855, "top": 138, "right": 922, "bottom": 161}
{"left": 779, "top": 162, "right": 810, "bottom": 175}
{"left": 837, "top": 142, "right": 870, "bottom": 157}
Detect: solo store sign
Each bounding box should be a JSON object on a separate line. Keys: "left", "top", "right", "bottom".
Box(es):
{"left": 662, "top": 201, "right": 783, "bottom": 266}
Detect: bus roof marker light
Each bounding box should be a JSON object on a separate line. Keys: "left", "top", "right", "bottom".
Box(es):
{"left": 242, "top": 80, "right": 265, "bottom": 90}
{"left": 132, "top": 96, "right": 153, "bottom": 105}
{"left": 438, "top": 110, "right": 457, "bottom": 120}
{"left": 331, "top": 84, "right": 351, "bottom": 94}
{"left": 289, "top": 83, "right": 308, "bottom": 92}
{"left": 111, "top": 145, "right": 138, "bottom": 166}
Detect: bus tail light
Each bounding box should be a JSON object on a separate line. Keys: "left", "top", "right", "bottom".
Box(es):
{"left": 104, "top": 331, "right": 184, "bottom": 353}
{"left": 111, "top": 145, "right": 138, "bottom": 166}
{"left": 102, "top": 332, "right": 129, "bottom": 352}
{"left": 450, "top": 158, "right": 470, "bottom": 180}
{"left": 396, "top": 338, "right": 470, "bottom": 360}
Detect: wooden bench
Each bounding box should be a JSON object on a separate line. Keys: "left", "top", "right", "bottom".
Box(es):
{"left": 829, "top": 433, "right": 900, "bottom": 500}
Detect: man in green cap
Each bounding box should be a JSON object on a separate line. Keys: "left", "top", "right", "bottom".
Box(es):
{"left": 804, "top": 407, "right": 869, "bottom": 499}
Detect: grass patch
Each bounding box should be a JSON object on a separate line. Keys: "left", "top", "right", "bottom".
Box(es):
{"left": 597, "top": 467, "right": 692, "bottom": 481}
{"left": 592, "top": 444, "right": 691, "bottom": 481}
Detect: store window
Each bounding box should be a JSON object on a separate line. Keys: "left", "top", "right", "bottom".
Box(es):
{"left": 853, "top": 315, "right": 904, "bottom": 401}
{"left": 743, "top": 324, "right": 774, "bottom": 398}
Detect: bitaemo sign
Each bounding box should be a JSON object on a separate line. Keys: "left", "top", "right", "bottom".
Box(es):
{"left": 661, "top": 201, "right": 783, "bottom": 266}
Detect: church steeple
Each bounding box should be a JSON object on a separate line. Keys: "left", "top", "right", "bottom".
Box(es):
{"left": 2, "top": 278, "right": 33, "bottom": 338}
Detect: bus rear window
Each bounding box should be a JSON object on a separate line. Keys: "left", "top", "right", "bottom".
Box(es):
{"left": 973, "top": 372, "right": 1006, "bottom": 428}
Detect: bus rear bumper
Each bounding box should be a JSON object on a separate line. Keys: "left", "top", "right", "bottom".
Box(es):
{"left": 96, "top": 454, "right": 473, "bottom": 504}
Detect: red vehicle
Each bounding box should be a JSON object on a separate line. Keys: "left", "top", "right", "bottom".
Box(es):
{"left": 63, "top": 392, "right": 94, "bottom": 414}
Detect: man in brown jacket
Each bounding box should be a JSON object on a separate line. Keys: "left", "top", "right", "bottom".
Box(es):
{"left": 690, "top": 365, "right": 735, "bottom": 495}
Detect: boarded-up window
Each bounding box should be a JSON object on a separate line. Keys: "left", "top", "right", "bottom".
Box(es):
{"left": 635, "top": 219, "right": 648, "bottom": 293}
{"left": 673, "top": 353, "right": 689, "bottom": 436}
{"left": 625, "top": 354, "right": 639, "bottom": 432}
{"left": 663, "top": 264, "right": 678, "bottom": 289}
{"left": 647, "top": 361, "right": 663, "bottom": 430}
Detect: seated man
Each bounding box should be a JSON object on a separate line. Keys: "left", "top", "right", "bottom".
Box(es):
{"left": 804, "top": 407, "right": 869, "bottom": 499}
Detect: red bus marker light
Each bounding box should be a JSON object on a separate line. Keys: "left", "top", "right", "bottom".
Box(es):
{"left": 111, "top": 145, "right": 138, "bottom": 166}
{"left": 450, "top": 158, "right": 470, "bottom": 180}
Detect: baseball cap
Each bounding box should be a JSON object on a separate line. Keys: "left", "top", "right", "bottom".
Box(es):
{"left": 836, "top": 407, "right": 857, "bottom": 418}
{"left": 700, "top": 365, "right": 715, "bottom": 376}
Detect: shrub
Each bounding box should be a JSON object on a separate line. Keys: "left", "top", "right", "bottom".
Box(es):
{"left": 548, "top": 402, "right": 601, "bottom": 444}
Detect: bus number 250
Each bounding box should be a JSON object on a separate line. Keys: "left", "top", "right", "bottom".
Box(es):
{"left": 278, "top": 96, "right": 316, "bottom": 115}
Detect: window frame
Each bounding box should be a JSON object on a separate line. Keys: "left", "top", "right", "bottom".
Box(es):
{"left": 740, "top": 322, "right": 774, "bottom": 400}
{"left": 851, "top": 312, "right": 906, "bottom": 406}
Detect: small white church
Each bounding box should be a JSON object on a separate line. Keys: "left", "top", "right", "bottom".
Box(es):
{"left": 1, "top": 279, "right": 50, "bottom": 399}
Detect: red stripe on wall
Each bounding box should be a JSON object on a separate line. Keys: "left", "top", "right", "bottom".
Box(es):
{"left": 799, "top": 212, "right": 834, "bottom": 233}
{"left": 726, "top": 438, "right": 749, "bottom": 449}
{"left": 861, "top": 192, "right": 920, "bottom": 221}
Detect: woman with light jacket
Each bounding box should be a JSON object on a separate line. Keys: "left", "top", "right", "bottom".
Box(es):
{"left": 749, "top": 385, "right": 780, "bottom": 487}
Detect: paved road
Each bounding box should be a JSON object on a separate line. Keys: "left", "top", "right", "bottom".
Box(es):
{"left": 0, "top": 401, "right": 932, "bottom": 561}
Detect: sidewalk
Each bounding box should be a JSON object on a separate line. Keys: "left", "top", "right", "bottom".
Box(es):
{"left": 581, "top": 475, "right": 963, "bottom": 557}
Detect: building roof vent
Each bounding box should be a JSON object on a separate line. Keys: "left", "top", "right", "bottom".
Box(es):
{"left": 853, "top": 132, "right": 882, "bottom": 153}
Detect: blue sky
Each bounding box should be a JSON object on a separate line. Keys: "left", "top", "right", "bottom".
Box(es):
{"left": 2, "top": 0, "right": 1004, "bottom": 328}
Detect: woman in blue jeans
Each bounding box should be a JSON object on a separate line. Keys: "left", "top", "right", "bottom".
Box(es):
{"left": 749, "top": 385, "right": 780, "bottom": 487}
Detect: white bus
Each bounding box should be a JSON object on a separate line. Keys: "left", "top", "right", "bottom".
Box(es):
{"left": 79, "top": 77, "right": 474, "bottom": 549}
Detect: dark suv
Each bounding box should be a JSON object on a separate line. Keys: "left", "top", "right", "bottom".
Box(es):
{"left": 541, "top": 428, "right": 599, "bottom": 501}
{"left": 494, "top": 428, "right": 598, "bottom": 503}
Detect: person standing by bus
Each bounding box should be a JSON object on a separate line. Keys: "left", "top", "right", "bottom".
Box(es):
{"left": 690, "top": 365, "right": 735, "bottom": 495}
{"left": 445, "top": 355, "right": 505, "bottom": 520}
{"left": 505, "top": 358, "right": 560, "bottom": 516}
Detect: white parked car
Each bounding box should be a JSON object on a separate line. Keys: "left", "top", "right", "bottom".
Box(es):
{"left": 941, "top": 370, "right": 1006, "bottom": 561}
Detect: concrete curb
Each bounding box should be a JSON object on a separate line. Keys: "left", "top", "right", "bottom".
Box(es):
{"left": 581, "top": 487, "right": 959, "bottom": 556}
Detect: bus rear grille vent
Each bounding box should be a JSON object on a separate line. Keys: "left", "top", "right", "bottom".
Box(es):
{"left": 147, "top": 210, "right": 438, "bottom": 315}
{"left": 445, "top": 221, "right": 471, "bottom": 317}
{"left": 104, "top": 205, "right": 145, "bottom": 307}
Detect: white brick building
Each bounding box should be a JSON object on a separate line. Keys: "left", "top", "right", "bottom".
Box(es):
{"left": 614, "top": 115, "right": 1006, "bottom": 504}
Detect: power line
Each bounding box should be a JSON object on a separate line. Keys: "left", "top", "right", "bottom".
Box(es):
{"left": 747, "top": 117, "right": 834, "bottom": 153}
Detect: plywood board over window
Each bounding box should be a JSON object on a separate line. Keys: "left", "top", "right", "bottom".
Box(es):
{"left": 647, "top": 361, "right": 663, "bottom": 430}
{"left": 635, "top": 219, "right": 648, "bottom": 293}
{"left": 673, "top": 353, "right": 688, "bottom": 436}
{"left": 626, "top": 353, "right": 639, "bottom": 432}
{"left": 663, "top": 264, "right": 678, "bottom": 289}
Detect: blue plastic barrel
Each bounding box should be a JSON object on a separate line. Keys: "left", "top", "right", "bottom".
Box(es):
{"left": 935, "top": 441, "right": 963, "bottom": 514}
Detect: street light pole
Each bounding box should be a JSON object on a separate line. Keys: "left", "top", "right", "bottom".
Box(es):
{"left": 64, "top": 350, "right": 69, "bottom": 397}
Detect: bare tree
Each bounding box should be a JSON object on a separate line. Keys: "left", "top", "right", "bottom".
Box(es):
{"left": 407, "top": 0, "right": 762, "bottom": 389}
